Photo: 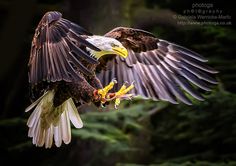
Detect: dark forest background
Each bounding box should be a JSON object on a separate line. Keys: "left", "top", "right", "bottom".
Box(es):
{"left": 0, "top": 0, "right": 235, "bottom": 165}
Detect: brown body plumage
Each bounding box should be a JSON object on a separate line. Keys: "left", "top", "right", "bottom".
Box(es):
{"left": 26, "top": 11, "right": 218, "bottom": 148}
{"left": 31, "top": 64, "right": 102, "bottom": 108}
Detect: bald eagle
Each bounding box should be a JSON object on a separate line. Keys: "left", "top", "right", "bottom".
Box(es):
{"left": 25, "top": 11, "right": 218, "bottom": 148}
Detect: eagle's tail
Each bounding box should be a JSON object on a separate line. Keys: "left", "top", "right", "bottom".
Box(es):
{"left": 25, "top": 90, "right": 83, "bottom": 148}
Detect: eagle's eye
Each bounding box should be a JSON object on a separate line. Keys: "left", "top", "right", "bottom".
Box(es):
{"left": 111, "top": 43, "right": 118, "bottom": 47}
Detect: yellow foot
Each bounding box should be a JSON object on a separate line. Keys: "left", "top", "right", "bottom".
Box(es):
{"left": 113, "top": 82, "right": 135, "bottom": 109}
{"left": 94, "top": 79, "right": 117, "bottom": 104}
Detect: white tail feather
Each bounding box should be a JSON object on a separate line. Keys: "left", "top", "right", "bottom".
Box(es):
{"left": 61, "top": 110, "right": 71, "bottom": 144}
{"left": 26, "top": 90, "right": 83, "bottom": 148}
{"left": 45, "top": 125, "right": 53, "bottom": 148}
{"left": 54, "top": 125, "right": 62, "bottom": 147}
{"left": 25, "top": 92, "right": 48, "bottom": 112}
{"left": 67, "top": 98, "right": 83, "bottom": 128}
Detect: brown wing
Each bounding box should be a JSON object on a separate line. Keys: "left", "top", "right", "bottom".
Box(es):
{"left": 97, "top": 27, "right": 218, "bottom": 105}
{"left": 29, "top": 11, "right": 100, "bottom": 84}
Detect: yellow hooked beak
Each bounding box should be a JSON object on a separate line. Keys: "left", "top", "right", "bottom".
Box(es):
{"left": 112, "top": 46, "right": 128, "bottom": 58}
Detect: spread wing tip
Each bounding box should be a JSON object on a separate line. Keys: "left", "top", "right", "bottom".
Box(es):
{"left": 99, "top": 27, "right": 218, "bottom": 105}
{"left": 29, "top": 11, "right": 101, "bottom": 84}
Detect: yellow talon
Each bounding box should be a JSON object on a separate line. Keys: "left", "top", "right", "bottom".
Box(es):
{"left": 115, "top": 83, "right": 134, "bottom": 97}
{"left": 122, "top": 84, "right": 134, "bottom": 94}
{"left": 114, "top": 98, "right": 120, "bottom": 109}
{"left": 95, "top": 80, "right": 134, "bottom": 108}
{"left": 97, "top": 79, "right": 117, "bottom": 102}
{"left": 114, "top": 82, "right": 135, "bottom": 108}
{"left": 103, "top": 80, "right": 116, "bottom": 92}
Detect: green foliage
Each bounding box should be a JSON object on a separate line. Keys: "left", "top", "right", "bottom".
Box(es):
{"left": 72, "top": 104, "right": 148, "bottom": 155}
{"left": 67, "top": 89, "right": 236, "bottom": 164}
{"left": 151, "top": 89, "right": 236, "bottom": 163}
{"left": 0, "top": 118, "right": 30, "bottom": 151}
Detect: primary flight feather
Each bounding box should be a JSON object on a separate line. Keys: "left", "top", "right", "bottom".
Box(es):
{"left": 26, "top": 11, "right": 218, "bottom": 148}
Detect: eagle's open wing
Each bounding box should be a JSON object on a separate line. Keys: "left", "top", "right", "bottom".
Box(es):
{"left": 97, "top": 27, "right": 218, "bottom": 105}
{"left": 29, "top": 11, "right": 100, "bottom": 84}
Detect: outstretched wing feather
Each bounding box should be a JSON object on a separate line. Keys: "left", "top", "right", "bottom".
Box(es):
{"left": 97, "top": 27, "right": 218, "bottom": 104}
{"left": 29, "top": 11, "right": 100, "bottom": 84}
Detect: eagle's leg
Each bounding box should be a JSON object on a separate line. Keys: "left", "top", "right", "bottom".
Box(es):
{"left": 108, "top": 82, "right": 135, "bottom": 109}
{"left": 93, "top": 79, "right": 117, "bottom": 104}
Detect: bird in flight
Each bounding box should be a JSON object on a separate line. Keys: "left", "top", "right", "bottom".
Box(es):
{"left": 25, "top": 11, "right": 218, "bottom": 148}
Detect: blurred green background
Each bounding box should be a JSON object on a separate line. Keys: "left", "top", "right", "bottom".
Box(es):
{"left": 0, "top": 0, "right": 235, "bottom": 165}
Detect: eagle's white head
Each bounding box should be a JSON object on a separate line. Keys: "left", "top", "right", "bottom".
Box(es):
{"left": 86, "top": 35, "right": 128, "bottom": 59}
